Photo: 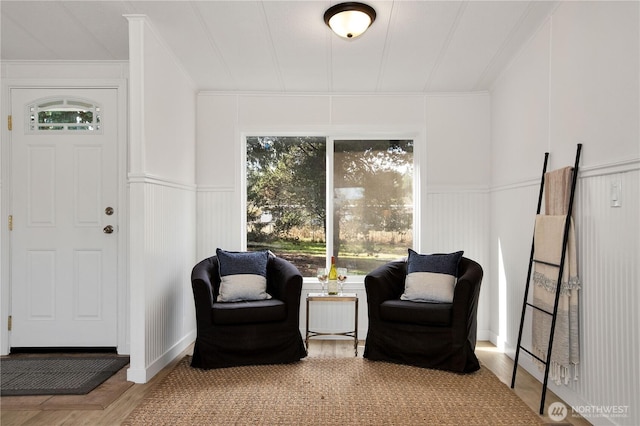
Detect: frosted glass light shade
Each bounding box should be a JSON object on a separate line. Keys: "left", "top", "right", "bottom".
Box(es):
{"left": 324, "top": 2, "right": 376, "bottom": 39}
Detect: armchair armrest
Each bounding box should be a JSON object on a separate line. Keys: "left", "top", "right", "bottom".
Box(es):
{"left": 451, "top": 258, "right": 483, "bottom": 346}
{"left": 267, "top": 256, "right": 303, "bottom": 324}
{"left": 191, "top": 257, "right": 218, "bottom": 329}
{"left": 364, "top": 260, "right": 406, "bottom": 320}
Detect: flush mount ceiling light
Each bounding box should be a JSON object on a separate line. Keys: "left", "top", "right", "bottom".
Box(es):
{"left": 324, "top": 2, "right": 376, "bottom": 39}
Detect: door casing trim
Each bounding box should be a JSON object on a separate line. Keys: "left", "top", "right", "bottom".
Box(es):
{"left": 1, "top": 78, "right": 129, "bottom": 355}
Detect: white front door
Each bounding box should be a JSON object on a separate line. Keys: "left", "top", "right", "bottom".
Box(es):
{"left": 10, "top": 88, "right": 119, "bottom": 348}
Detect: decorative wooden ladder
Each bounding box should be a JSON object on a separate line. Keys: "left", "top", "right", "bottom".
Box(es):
{"left": 510, "top": 143, "right": 582, "bottom": 415}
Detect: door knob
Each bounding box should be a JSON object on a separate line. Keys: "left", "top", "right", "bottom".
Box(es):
{"left": 103, "top": 225, "right": 114, "bottom": 234}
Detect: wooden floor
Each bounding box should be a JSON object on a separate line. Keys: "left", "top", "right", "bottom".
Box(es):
{"left": 1, "top": 340, "right": 591, "bottom": 426}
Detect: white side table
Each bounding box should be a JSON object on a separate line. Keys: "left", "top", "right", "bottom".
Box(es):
{"left": 305, "top": 292, "right": 358, "bottom": 356}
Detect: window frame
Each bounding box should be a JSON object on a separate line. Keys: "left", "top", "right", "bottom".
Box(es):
{"left": 241, "top": 132, "right": 422, "bottom": 281}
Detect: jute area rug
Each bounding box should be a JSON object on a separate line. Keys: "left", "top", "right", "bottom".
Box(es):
{"left": 124, "top": 356, "right": 543, "bottom": 425}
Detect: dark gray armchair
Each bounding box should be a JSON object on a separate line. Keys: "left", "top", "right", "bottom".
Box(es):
{"left": 363, "top": 257, "right": 483, "bottom": 373}
{"left": 190, "top": 255, "right": 307, "bottom": 369}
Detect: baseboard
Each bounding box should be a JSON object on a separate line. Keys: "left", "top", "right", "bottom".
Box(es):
{"left": 476, "top": 329, "right": 491, "bottom": 342}
{"left": 126, "top": 330, "right": 195, "bottom": 384}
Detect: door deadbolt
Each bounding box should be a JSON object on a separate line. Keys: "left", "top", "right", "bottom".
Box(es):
{"left": 105, "top": 207, "right": 114, "bottom": 216}
{"left": 103, "top": 225, "right": 114, "bottom": 234}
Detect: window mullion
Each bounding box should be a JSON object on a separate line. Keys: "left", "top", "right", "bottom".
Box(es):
{"left": 326, "top": 137, "right": 335, "bottom": 267}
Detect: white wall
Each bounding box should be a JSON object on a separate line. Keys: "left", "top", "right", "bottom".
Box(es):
{"left": 490, "top": 2, "right": 639, "bottom": 424}
{"left": 196, "top": 92, "right": 493, "bottom": 339}
{"left": 127, "top": 16, "right": 197, "bottom": 383}
{"left": 425, "top": 95, "right": 491, "bottom": 188}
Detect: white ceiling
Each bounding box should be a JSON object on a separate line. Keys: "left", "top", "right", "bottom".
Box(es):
{"left": 1, "top": 1, "right": 558, "bottom": 92}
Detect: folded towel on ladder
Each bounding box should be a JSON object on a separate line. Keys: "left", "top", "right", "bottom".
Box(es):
{"left": 544, "top": 166, "right": 573, "bottom": 216}
{"left": 532, "top": 214, "right": 581, "bottom": 385}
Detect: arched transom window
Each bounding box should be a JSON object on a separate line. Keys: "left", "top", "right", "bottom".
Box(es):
{"left": 26, "top": 97, "right": 102, "bottom": 133}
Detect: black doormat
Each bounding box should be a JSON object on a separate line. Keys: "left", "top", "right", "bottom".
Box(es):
{"left": 0, "top": 356, "right": 130, "bottom": 396}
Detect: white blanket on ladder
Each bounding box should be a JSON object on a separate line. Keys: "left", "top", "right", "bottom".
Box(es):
{"left": 532, "top": 214, "right": 581, "bottom": 385}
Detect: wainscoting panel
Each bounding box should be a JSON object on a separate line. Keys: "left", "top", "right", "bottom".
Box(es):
{"left": 424, "top": 190, "right": 491, "bottom": 339}
{"left": 131, "top": 180, "right": 197, "bottom": 381}
{"left": 423, "top": 190, "right": 490, "bottom": 260}
{"left": 570, "top": 168, "right": 639, "bottom": 423}
{"left": 197, "top": 187, "right": 238, "bottom": 261}
{"left": 145, "top": 182, "right": 196, "bottom": 365}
